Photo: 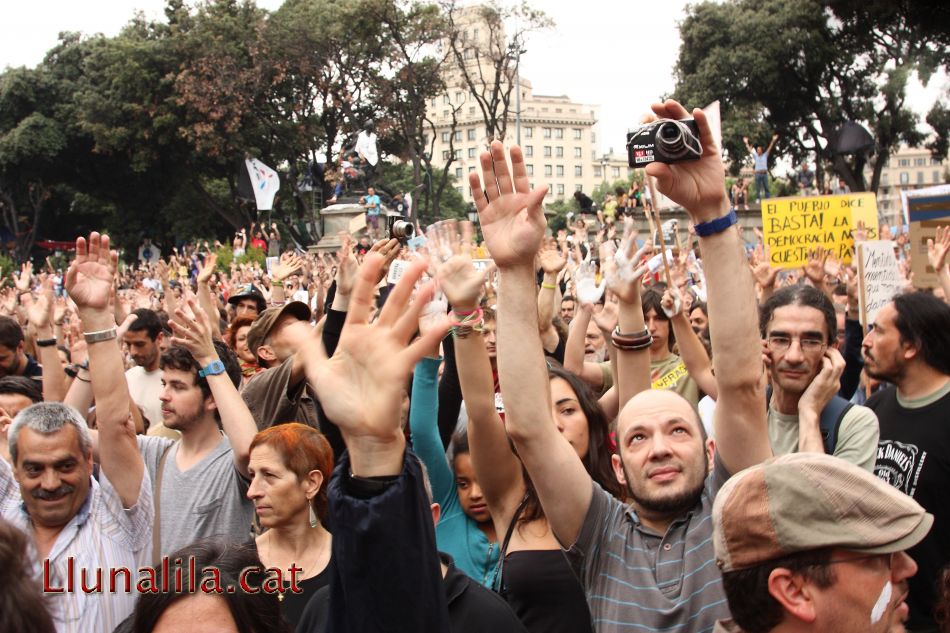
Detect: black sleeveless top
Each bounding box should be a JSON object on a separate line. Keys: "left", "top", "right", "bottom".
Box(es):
{"left": 500, "top": 550, "right": 593, "bottom": 633}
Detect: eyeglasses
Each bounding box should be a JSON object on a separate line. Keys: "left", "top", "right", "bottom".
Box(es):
{"left": 766, "top": 335, "right": 827, "bottom": 353}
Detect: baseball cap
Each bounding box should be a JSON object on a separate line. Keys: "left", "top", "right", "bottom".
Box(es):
{"left": 712, "top": 452, "right": 932, "bottom": 572}
{"left": 246, "top": 301, "right": 311, "bottom": 361}
{"left": 228, "top": 284, "right": 266, "bottom": 313}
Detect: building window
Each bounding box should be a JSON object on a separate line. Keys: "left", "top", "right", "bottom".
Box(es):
{"left": 594, "top": 166, "right": 602, "bottom": 178}
{"left": 543, "top": 127, "right": 552, "bottom": 138}
{"left": 899, "top": 172, "right": 909, "bottom": 184}
{"left": 556, "top": 146, "right": 564, "bottom": 157}
{"left": 443, "top": 95, "right": 450, "bottom": 104}
{"left": 555, "top": 128, "right": 564, "bottom": 139}
{"left": 469, "top": 166, "right": 476, "bottom": 173}
{"left": 544, "top": 146, "right": 552, "bottom": 157}
{"left": 934, "top": 171, "right": 942, "bottom": 183}
{"left": 524, "top": 127, "right": 533, "bottom": 138}
{"left": 468, "top": 147, "right": 476, "bottom": 158}
{"left": 881, "top": 173, "right": 888, "bottom": 185}
{"left": 573, "top": 128, "right": 582, "bottom": 140}
{"left": 441, "top": 132, "right": 450, "bottom": 143}
{"left": 443, "top": 150, "right": 450, "bottom": 160}
{"left": 454, "top": 130, "right": 462, "bottom": 142}
{"left": 458, "top": 186, "right": 464, "bottom": 195}
{"left": 525, "top": 145, "right": 534, "bottom": 157}
{"left": 455, "top": 91, "right": 463, "bottom": 103}
{"left": 574, "top": 147, "right": 582, "bottom": 158}
{"left": 557, "top": 184, "right": 565, "bottom": 195}
{"left": 453, "top": 149, "right": 461, "bottom": 160}
{"left": 473, "top": 28, "right": 479, "bottom": 39}
{"left": 431, "top": 98, "right": 437, "bottom": 108}
{"left": 527, "top": 164, "right": 534, "bottom": 176}
{"left": 469, "top": 106, "right": 475, "bottom": 115}
{"left": 456, "top": 167, "right": 463, "bottom": 179}
{"left": 612, "top": 167, "right": 621, "bottom": 178}
{"left": 917, "top": 171, "right": 925, "bottom": 184}
{"left": 556, "top": 165, "right": 564, "bottom": 176}
{"left": 915, "top": 158, "right": 927, "bottom": 166}
{"left": 544, "top": 165, "right": 553, "bottom": 176}
{"left": 467, "top": 129, "right": 476, "bottom": 141}
{"left": 574, "top": 165, "right": 583, "bottom": 177}
{"left": 548, "top": 183, "right": 553, "bottom": 195}
{"left": 575, "top": 184, "right": 583, "bottom": 192}
{"left": 898, "top": 159, "right": 910, "bottom": 167}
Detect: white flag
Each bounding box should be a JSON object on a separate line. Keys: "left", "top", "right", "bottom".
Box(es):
{"left": 245, "top": 158, "right": 280, "bottom": 210}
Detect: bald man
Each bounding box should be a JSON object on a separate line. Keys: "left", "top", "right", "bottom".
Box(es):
{"left": 475, "top": 102, "right": 773, "bottom": 633}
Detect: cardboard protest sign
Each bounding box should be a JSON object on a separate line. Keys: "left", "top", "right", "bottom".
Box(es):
{"left": 856, "top": 240, "right": 904, "bottom": 326}
{"left": 387, "top": 259, "right": 410, "bottom": 285}
{"left": 760, "top": 193, "right": 879, "bottom": 269}
{"left": 903, "top": 186, "right": 950, "bottom": 289}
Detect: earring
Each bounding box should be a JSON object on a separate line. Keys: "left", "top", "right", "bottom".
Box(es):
{"left": 308, "top": 500, "right": 318, "bottom": 528}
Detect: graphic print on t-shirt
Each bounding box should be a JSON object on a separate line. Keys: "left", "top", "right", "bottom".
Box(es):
{"left": 875, "top": 440, "right": 926, "bottom": 496}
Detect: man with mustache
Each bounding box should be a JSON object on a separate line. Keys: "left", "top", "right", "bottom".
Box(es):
{"left": 759, "top": 285, "right": 879, "bottom": 470}
{"left": 0, "top": 232, "right": 152, "bottom": 632}
{"left": 712, "top": 452, "right": 930, "bottom": 633}
{"left": 862, "top": 291, "right": 950, "bottom": 631}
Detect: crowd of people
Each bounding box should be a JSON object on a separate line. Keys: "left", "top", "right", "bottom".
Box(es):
{"left": 0, "top": 99, "right": 949, "bottom": 633}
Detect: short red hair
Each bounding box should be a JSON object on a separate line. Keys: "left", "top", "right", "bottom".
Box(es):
{"left": 250, "top": 423, "right": 334, "bottom": 521}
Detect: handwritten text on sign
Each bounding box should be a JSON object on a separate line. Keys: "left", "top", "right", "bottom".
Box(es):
{"left": 857, "top": 240, "right": 904, "bottom": 325}
{"left": 760, "top": 193, "right": 879, "bottom": 268}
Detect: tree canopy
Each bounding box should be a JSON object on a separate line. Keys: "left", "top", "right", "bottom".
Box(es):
{"left": 672, "top": 0, "right": 949, "bottom": 192}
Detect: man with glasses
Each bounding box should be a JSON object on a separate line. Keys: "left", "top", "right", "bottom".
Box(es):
{"left": 713, "top": 451, "right": 931, "bottom": 633}
{"left": 759, "top": 285, "right": 878, "bottom": 470}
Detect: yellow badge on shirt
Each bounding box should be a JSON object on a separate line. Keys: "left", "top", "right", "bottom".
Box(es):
{"left": 651, "top": 361, "right": 688, "bottom": 390}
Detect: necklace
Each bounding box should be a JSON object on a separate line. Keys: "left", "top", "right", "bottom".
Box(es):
{"left": 262, "top": 532, "right": 328, "bottom": 602}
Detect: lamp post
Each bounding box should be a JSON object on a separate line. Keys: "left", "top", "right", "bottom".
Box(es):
{"left": 467, "top": 202, "right": 478, "bottom": 224}
{"left": 600, "top": 156, "right": 609, "bottom": 184}
{"left": 510, "top": 43, "right": 526, "bottom": 146}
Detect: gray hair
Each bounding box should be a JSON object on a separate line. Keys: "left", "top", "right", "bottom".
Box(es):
{"left": 8, "top": 403, "right": 92, "bottom": 464}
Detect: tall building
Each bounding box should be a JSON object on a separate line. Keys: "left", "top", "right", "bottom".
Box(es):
{"left": 426, "top": 6, "right": 623, "bottom": 204}
{"left": 869, "top": 146, "right": 950, "bottom": 225}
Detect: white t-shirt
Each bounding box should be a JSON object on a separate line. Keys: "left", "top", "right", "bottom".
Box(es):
{"left": 126, "top": 366, "right": 164, "bottom": 430}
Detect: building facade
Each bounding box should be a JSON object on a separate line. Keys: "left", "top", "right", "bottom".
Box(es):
{"left": 426, "top": 6, "right": 629, "bottom": 204}
{"left": 870, "top": 146, "right": 950, "bottom": 225}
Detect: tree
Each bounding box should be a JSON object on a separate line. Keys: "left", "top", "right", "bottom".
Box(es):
{"left": 672, "top": 0, "right": 949, "bottom": 192}
{"left": 442, "top": 1, "right": 552, "bottom": 141}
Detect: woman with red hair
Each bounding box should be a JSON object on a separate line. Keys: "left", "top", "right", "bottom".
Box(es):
{"left": 247, "top": 423, "right": 334, "bottom": 627}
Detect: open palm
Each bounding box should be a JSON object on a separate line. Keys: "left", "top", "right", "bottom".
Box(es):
{"left": 65, "top": 233, "right": 116, "bottom": 311}
{"left": 438, "top": 255, "right": 485, "bottom": 310}
{"left": 302, "top": 255, "right": 447, "bottom": 439}
{"left": 469, "top": 142, "right": 548, "bottom": 268}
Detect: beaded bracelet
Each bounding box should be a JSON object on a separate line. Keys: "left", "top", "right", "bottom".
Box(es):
{"left": 450, "top": 308, "right": 484, "bottom": 339}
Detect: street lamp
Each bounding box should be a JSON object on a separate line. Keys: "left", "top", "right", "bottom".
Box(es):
{"left": 600, "top": 156, "right": 609, "bottom": 184}
{"left": 510, "top": 43, "right": 527, "bottom": 146}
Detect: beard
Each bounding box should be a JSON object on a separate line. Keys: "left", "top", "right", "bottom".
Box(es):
{"left": 622, "top": 455, "right": 708, "bottom": 516}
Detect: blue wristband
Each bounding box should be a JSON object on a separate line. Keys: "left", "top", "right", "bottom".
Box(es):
{"left": 693, "top": 209, "right": 738, "bottom": 237}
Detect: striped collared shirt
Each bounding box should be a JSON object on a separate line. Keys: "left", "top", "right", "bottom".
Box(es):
{"left": 566, "top": 458, "right": 731, "bottom": 633}
{"left": 0, "top": 456, "right": 153, "bottom": 633}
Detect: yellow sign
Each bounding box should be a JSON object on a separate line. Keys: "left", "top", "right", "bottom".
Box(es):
{"left": 652, "top": 362, "right": 688, "bottom": 390}
{"left": 760, "top": 193, "right": 879, "bottom": 268}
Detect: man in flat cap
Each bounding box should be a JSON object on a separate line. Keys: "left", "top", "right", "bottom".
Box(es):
{"left": 712, "top": 452, "right": 932, "bottom": 633}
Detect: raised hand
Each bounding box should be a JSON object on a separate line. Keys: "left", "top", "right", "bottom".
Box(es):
{"left": 927, "top": 225, "right": 950, "bottom": 273}
{"left": 645, "top": 100, "right": 730, "bottom": 223}
{"left": 802, "top": 247, "right": 828, "bottom": 286}
{"left": 538, "top": 244, "right": 567, "bottom": 275}
{"left": 13, "top": 262, "right": 32, "bottom": 293}
{"left": 336, "top": 239, "right": 359, "bottom": 297}
{"left": 169, "top": 297, "right": 217, "bottom": 364}
{"left": 438, "top": 255, "right": 486, "bottom": 311}
{"left": 270, "top": 252, "right": 303, "bottom": 283}
{"left": 300, "top": 254, "right": 449, "bottom": 450}
{"left": 591, "top": 295, "right": 619, "bottom": 333}
{"left": 196, "top": 253, "right": 218, "bottom": 284}
{"left": 469, "top": 141, "right": 548, "bottom": 269}
{"left": 65, "top": 232, "right": 117, "bottom": 313}
{"left": 27, "top": 278, "right": 54, "bottom": 331}
{"left": 661, "top": 287, "right": 684, "bottom": 318}
{"left": 575, "top": 261, "right": 606, "bottom": 305}
{"left": 604, "top": 232, "right": 652, "bottom": 304}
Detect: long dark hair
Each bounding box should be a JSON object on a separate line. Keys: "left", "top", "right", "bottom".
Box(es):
{"left": 519, "top": 366, "right": 623, "bottom": 524}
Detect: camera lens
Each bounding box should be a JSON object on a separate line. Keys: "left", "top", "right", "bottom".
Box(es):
{"left": 392, "top": 221, "right": 414, "bottom": 240}
{"left": 656, "top": 121, "right": 686, "bottom": 157}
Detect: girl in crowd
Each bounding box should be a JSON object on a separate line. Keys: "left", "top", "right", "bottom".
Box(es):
{"left": 247, "top": 423, "right": 334, "bottom": 627}
{"left": 438, "top": 254, "right": 622, "bottom": 633}
{"left": 409, "top": 305, "right": 500, "bottom": 586}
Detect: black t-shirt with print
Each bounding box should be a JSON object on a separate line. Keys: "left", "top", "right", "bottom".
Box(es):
{"left": 869, "top": 383, "right": 950, "bottom": 631}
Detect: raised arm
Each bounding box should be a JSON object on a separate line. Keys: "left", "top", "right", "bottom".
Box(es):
{"left": 28, "top": 279, "right": 67, "bottom": 402}
{"left": 194, "top": 254, "right": 221, "bottom": 339}
{"left": 646, "top": 101, "right": 770, "bottom": 474}
{"left": 662, "top": 287, "right": 718, "bottom": 399}
{"left": 170, "top": 297, "right": 257, "bottom": 477}
{"left": 928, "top": 226, "right": 950, "bottom": 304}
{"left": 766, "top": 132, "right": 779, "bottom": 154}
{"left": 537, "top": 245, "right": 565, "bottom": 344}
{"left": 470, "top": 142, "right": 593, "bottom": 546}
{"left": 439, "top": 255, "right": 525, "bottom": 525}
{"left": 563, "top": 306, "right": 606, "bottom": 390}
{"left": 65, "top": 232, "right": 144, "bottom": 508}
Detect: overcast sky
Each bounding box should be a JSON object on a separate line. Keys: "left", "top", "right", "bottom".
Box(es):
{"left": 3, "top": 0, "right": 946, "bottom": 159}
